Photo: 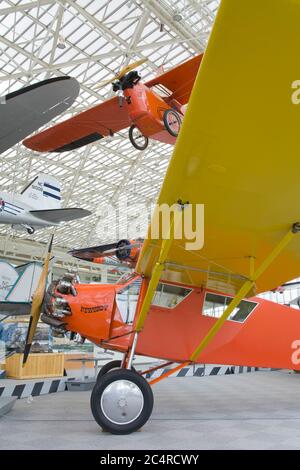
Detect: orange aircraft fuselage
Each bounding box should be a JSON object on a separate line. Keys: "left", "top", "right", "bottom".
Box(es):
{"left": 124, "top": 83, "right": 183, "bottom": 145}
{"left": 47, "top": 275, "right": 300, "bottom": 371}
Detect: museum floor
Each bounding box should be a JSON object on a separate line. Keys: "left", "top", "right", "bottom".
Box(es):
{"left": 1, "top": 370, "right": 300, "bottom": 450}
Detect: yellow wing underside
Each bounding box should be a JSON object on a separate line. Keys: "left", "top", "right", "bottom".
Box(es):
{"left": 136, "top": 0, "right": 300, "bottom": 296}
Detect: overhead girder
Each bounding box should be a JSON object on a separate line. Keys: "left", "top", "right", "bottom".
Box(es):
{"left": 0, "top": 0, "right": 217, "bottom": 250}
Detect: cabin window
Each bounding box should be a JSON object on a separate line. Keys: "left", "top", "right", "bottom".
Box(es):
{"left": 202, "top": 292, "right": 257, "bottom": 323}
{"left": 150, "top": 83, "right": 173, "bottom": 98}
{"left": 116, "top": 279, "right": 141, "bottom": 324}
{"left": 152, "top": 283, "right": 192, "bottom": 309}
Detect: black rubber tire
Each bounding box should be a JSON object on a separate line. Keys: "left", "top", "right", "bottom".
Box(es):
{"left": 91, "top": 369, "right": 153, "bottom": 434}
{"left": 27, "top": 227, "right": 35, "bottom": 235}
{"left": 96, "top": 360, "right": 136, "bottom": 382}
{"left": 163, "top": 108, "right": 181, "bottom": 137}
{"left": 129, "top": 125, "right": 149, "bottom": 150}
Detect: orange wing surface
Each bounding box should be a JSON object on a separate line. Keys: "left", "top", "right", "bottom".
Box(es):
{"left": 23, "top": 55, "right": 202, "bottom": 153}
{"left": 136, "top": 0, "right": 300, "bottom": 297}
{"left": 23, "top": 96, "right": 130, "bottom": 152}
{"left": 146, "top": 54, "right": 203, "bottom": 104}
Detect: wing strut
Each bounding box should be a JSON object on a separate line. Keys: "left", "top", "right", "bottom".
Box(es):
{"left": 148, "top": 222, "right": 300, "bottom": 385}
{"left": 189, "top": 222, "right": 300, "bottom": 361}
{"left": 126, "top": 210, "right": 180, "bottom": 369}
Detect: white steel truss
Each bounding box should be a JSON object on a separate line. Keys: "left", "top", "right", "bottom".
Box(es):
{"left": 0, "top": 0, "right": 219, "bottom": 255}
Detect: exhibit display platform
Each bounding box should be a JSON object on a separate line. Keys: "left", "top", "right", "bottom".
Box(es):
{"left": 5, "top": 353, "right": 64, "bottom": 379}
{"left": 0, "top": 376, "right": 70, "bottom": 399}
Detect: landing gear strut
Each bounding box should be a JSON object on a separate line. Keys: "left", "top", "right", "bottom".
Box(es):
{"left": 91, "top": 369, "right": 153, "bottom": 434}
{"left": 21, "top": 224, "right": 35, "bottom": 235}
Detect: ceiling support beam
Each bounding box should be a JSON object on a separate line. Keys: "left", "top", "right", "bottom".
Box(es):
{"left": 63, "top": 146, "right": 90, "bottom": 207}
{"left": 64, "top": 0, "right": 157, "bottom": 69}
{"left": 0, "top": 234, "right": 123, "bottom": 280}
{"left": 45, "top": 3, "right": 65, "bottom": 77}
{"left": 0, "top": 31, "right": 106, "bottom": 100}
{"left": 142, "top": 0, "right": 205, "bottom": 51}
{"left": 0, "top": 0, "right": 53, "bottom": 16}
{"left": 0, "top": 34, "right": 207, "bottom": 83}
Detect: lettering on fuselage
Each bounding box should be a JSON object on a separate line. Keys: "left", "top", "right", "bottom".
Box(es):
{"left": 291, "top": 339, "right": 300, "bottom": 365}
{"left": 80, "top": 305, "right": 109, "bottom": 313}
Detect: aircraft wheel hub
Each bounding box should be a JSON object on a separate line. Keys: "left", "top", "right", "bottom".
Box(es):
{"left": 118, "top": 397, "right": 127, "bottom": 408}
{"left": 100, "top": 379, "right": 144, "bottom": 425}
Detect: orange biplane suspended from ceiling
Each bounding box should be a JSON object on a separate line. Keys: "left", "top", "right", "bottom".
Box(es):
{"left": 23, "top": 55, "right": 203, "bottom": 152}
{"left": 22, "top": 0, "right": 300, "bottom": 435}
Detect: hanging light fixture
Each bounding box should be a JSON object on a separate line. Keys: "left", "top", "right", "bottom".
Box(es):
{"left": 57, "top": 34, "right": 66, "bottom": 50}
{"left": 173, "top": 9, "right": 183, "bottom": 22}
{"left": 57, "top": 8, "right": 66, "bottom": 50}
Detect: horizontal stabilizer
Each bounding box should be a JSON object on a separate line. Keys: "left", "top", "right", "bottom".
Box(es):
{"left": 30, "top": 208, "right": 91, "bottom": 224}
{"left": 0, "top": 301, "right": 31, "bottom": 316}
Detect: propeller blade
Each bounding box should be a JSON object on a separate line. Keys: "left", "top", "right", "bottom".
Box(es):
{"left": 22, "top": 235, "right": 54, "bottom": 366}
{"left": 117, "top": 58, "right": 148, "bottom": 79}
{"left": 94, "top": 77, "right": 117, "bottom": 89}
{"left": 94, "top": 58, "right": 148, "bottom": 89}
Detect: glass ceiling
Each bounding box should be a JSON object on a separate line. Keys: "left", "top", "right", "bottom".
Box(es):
{"left": 0, "top": 0, "right": 220, "bottom": 251}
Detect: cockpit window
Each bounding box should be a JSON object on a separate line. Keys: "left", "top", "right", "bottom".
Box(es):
{"left": 202, "top": 292, "right": 257, "bottom": 323}
{"left": 116, "top": 279, "right": 141, "bottom": 324}
{"left": 152, "top": 283, "right": 192, "bottom": 308}
{"left": 150, "top": 83, "right": 173, "bottom": 98}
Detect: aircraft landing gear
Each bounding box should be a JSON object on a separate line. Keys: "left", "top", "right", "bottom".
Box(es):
{"left": 20, "top": 224, "right": 35, "bottom": 235}
{"left": 129, "top": 125, "right": 149, "bottom": 151}
{"left": 27, "top": 226, "right": 35, "bottom": 235}
{"left": 91, "top": 369, "right": 153, "bottom": 434}
{"left": 163, "top": 109, "right": 182, "bottom": 137}
{"left": 96, "top": 360, "right": 136, "bottom": 382}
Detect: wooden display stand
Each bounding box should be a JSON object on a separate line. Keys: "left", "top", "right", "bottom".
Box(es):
{"left": 64, "top": 353, "right": 94, "bottom": 370}
{"left": 5, "top": 353, "right": 64, "bottom": 379}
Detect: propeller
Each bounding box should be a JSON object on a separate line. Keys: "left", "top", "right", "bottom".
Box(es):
{"left": 69, "top": 239, "right": 143, "bottom": 262}
{"left": 94, "top": 58, "right": 148, "bottom": 89}
{"left": 22, "top": 234, "right": 54, "bottom": 366}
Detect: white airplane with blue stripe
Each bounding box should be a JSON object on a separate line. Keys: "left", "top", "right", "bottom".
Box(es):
{"left": 0, "top": 174, "right": 91, "bottom": 234}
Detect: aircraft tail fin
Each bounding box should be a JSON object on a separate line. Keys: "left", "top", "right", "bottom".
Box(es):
{"left": 21, "top": 174, "right": 61, "bottom": 209}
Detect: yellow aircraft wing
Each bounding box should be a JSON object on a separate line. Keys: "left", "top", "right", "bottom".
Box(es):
{"left": 136, "top": 0, "right": 300, "bottom": 297}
